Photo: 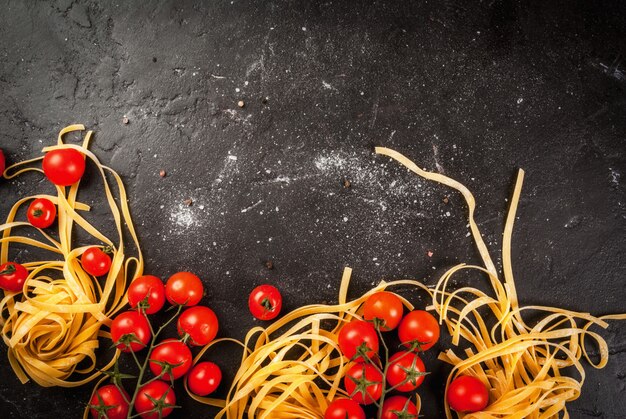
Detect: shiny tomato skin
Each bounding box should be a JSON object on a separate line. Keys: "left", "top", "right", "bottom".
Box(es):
{"left": 362, "top": 291, "right": 404, "bottom": 331}
{"left": 128, "top": 275, "right": 166, "bottom": 314}
{"left": 343, "top": 363, "right": 383, "bottom": 405}
{"left": 134, "top": 380, "right": 176, "bottom": 419}
{"left": 187, "top": 362, "right": 222, "bottom": 396}
{"left": 82, "top": 247, "right": 112, "bottom": 277}
{"left": 42, "top": 148, "right": 85, "bottom": 186}
{"left": 110, "top": 311, "right": 151, "bottom": 352}
{"left": 0, "top": 149, "right": 5, "bottom": 177}
{"left": 248, "top": 284, "right": 282, "bottom": 320}
{"left": 177, "top": 306, "right": 219, "bottom": 346}
{"left": 89, "top": 384, "right": 130, "bottom": 419}
{"left": 165, "top": 271, "right": 203, "bottom": 306}
{"left": 381, "top": 395, "right": 418, "bottom": 419}
{"left": 0, "top": 262, "right": 28, "bottom": 292}
{"left": 447, "top": 375, "right": 489, "bottom": 413}
{"left": 337, "top": 320, "right": 379, "bottom": 362}
{"left": 386, "top": 351, "right": 427, "bottom": 392}
{"left": 27, "top": 198, "right": 57, "bottom": 229}
{"left": 398, "top": 310, "right": 440, "bottom": 351}
{"left": 149, "top": 339, "right": 192, "bottom": 381}
{"left": 324, "top": 398, "right": 366, "bottom": 419}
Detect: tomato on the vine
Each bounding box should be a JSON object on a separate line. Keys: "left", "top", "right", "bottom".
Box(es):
{"left": 134, "top": 380, "right": 176, "bottom": 419}
{"left": 386, "top": 351, "right": 427, "bottom": 392}
{"left": 27, "top": 198, "right": 57, "bottom": 229}
{"left": 324, "top": 398, "right": 366, "bottom": 419}
{"left": 381, "top": 395, "right": 418, "bottom": 419}
{"left": 362, "top": 291, "right": 404, "bottom": 331}
{"left": 0, "top": 262, "right": 28, "bottom": 292}
{"left": 89, "top": 384, "right": 130, "bottom": 419}
{"left": 248, "top": 284, "right": 282, "bottom": 320}
{"left": 149, "top": 339, "right": 192, "bottom": 381}
{"left": 82, "top": 246, "right": 112, "bottom": 277}
{"left": 177, "top": 306, "right": 218, "bottom": 346}
{"left": 398, "top": 310, "right": 440, "bottom": 351}
{"left": 128, "top": 275, "right": 165, "bottom": 314}
{"left": 165, "top": 271, "right": 203, "bottom": 306}
{"left": 343, "top": 363, "right": 383, "bottom": 405}
{"left": 187, "top": 362, "right": 222, "bottom": 396}
{"left": 110, "top": 311, "right": 151, "bottom": 352}
{"left": 42, "top": 148, "right": 85, "bottom": 186}
{"left": 447, "top": 375, "right": 489, "bottom": 413}
{"left": 338, "top": 320, "right": 379, "bottom": 362}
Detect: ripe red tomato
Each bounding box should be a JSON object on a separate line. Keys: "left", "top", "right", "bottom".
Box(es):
{"left": 27, "top": 198, "right": 57, "bottom": 229}
{"left": 82, "top": 247, "right": 112, "bottom": 277}
{"left": 149, "top": 339, "right": 192, "bottom": 381}
{"left": 343, "top": 363, "right": 383, "bottom": 405}
{"left": 165, "top": 271, "right": 203, "bottom": 306}
{"left": 89, "top": 384, "right": 130, "bottom": 419}
{"left": 177, "top": 306, "right": 219, "bottom": 346}
{"left": 110, "top": 311, "right": 151, "bottom": 352}
{"left": 447, "top": 375, "right": 489, "bottom": 413}
{"left": 362, "top": 291, "right": 403, "bottom": 331}
{"left": 187, "top": 362, "right": 222, "bottom": 396}
{"left": 0, "top": 262, "right": 28, "bottom": 292}
{"left": 386, "top": 351, "right": 427, "bottom": 392}
{"left": 398, "top": 310, "right": 440, "bottom": 351}
{"left": 128, "top": 275, "right": 166, "bottom": 314}
{"left": 134, "top": 380, "right": 176, "bottom": 419}
{"left": 42, "top": 148, "right": 85, "bottom": 186}
{"left": 0, "top": 148, "right": 5, "bottom": 177}
{"left": 324, "top": 398, "right": 366, "bottom": 419}
{"left": 338, "top": 320, "right": 379, "bottom": 362}
{"left": 381, "top": 395, "right": 418, "bottom": 419}
{"left": 248, "top": 284, "right": 282, "bottom": 320}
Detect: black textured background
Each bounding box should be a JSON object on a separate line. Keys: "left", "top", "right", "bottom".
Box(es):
{"left": 1, "top": 1, "right": 626, "bottom": 418}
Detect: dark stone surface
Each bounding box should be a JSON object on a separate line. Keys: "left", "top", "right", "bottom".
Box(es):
{"left": 1, "top": 0, "right": 625, "bottom": 417}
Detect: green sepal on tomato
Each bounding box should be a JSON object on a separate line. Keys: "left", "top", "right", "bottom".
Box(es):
{"left": 134, "top": 380, "right": 176, "bottom": 419}
{"left": 398, "top": 310, "right": 440, "bottom": 351}
{"left": 362, "top": 291, "right": 404, "bottom": 331}
{"left": 248, "top": 284, "right": 282, "bottom": 320}
{"left": 165, "top": 271, "right": 203, "bottom": 306}
{"left": 128, "top": 275, "right": 166, "bottom": 314}
{"left": 338, "top": 320, "right": 379, "bottom": 362}
{"left": 177, "top": 306, "right": 219, "bottom": 346}
{"left": 110, "top": 310, "right": 151, "bottom": 352}
{"left": 0, "top": 262, "right": 28, "bottom": 292}
{"left": 148, "top": 339, "right": 192, "bottom": 381}
{"left": 386, "top": 351, "right": 428, "bottom": 392}
{"left": 343, "top": 363, "right": 383, "bottom": 405}
{"left": 89, "top": 384, "right": 130, "bottom": 419}
{"left": 27, "top": 198, "right": 57, "bottom": 229}
{"left": 381, "top": 395, "right": 419, "bottom": 419}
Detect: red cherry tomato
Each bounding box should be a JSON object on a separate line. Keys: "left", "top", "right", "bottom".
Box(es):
{"left": 134, "top": 380, "right": 176, "bottom": 419}
{"left": 149, "top": 339, "right": 192, "bottom": 381}
{"left": 110, "top": 311, "right": 151, "bottom": 352}
{"left": 177, "top": 306, "right": 219, "bottom": 346}
{"left": 27, "top": 198, "right": 57, "bottom": 229}
{"left": 0, "top": 149, "right": 5, "bottom": 177}
{"left": 165, "top": 271, "right": 203, "bottom": 306}
{"left": 343, "top": 363, "right": 383, "bottom": 405}
{"left": 248, "top": 284, "right": 282, "bottom": 320}
{"left": 0, "top": 262, "right": 28, "bottom": 292}
{"left": 398, "top": 310, "right": 440, "bottom": 351}
{"left": 447, "top": 375, "right": 489, "bottom": 413}
{"left": 89, "top": 384, "right": 130, "bottom": 419}
{"left": 381, "top": 395, "right": 418, "bottom": 419}
{"left": 82, "top": 247, "right": 112, "bottom": 277}
{"left": 338, "top": 320, "right": 379, "bottom": 362}
{"left": 324, "top": 398, "right": 366, "bottom": 419}
{"left": 42, "top": 148, "right": 85, "bottom": 186}
{"left": 187, "top": 362, "right": 222, "bottom": 396}
{"left": 362, "top": 291, "right": 404, "bottom": 331}
{"left": 127, "top": 275, "right": 166, "bottom": 314}
{"left": 386, "top": 351, "right": 427, "bottom": 392}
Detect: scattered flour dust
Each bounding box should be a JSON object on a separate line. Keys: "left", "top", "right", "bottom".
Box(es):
{"left": 169, "top": 201, "right": 198, "bottom": 230}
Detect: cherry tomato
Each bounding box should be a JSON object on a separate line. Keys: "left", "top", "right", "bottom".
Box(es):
{"left": 82, "top": 247, "right": 112, "bottom": 277}
{"left": 324, "top": 398, "right": 366, "bottom": 419}
{"left": 248, "top": 284, "right": 282, "bottom": 320}
{"left": 447, "top": 375, "right": 489, "bottom": 413}
{"left": 338, "top": 320, "right": 379, "bottom": 362}
{"left": 27, "top": 198, "right": 57, "bottom": 229}
{"left": 343, "top": 363, "right": 383, "bottom": 405}
{"left": 386, "top": 351, "right": 427, "bottom": 392}
{"left": 165, "top": 271, "right": 203, "bottom": 306}
{"left": 149, "top": 339, "right": 192, "bottom": 381}
{"left": 128, "top": 275, "right": 166, "bottom": 314}
{"left": 177, "top": 306, "right": 219, "bottom": 346}
{"left": 398, "top": 310, "right": 440, "bottom": 351}
{"left": 0, "top": 149, "right": 5, "bottom": 177}
{"left": 89, "top": 384, "right": 130, "bottom": 419}
{"left": 134, "top": 380, "right": 176, "bottom": 419}
{"left": 362, "top": 291, "right": 403, "bottom": 331}
{"left": 381, "top": 395, "right": 418, "bottom": 419}
{"left": 187, "top": 362, "right": 222, "bottom": 396}
{"left": 0, "top": 262, "right": 28, "bottom": 292}
{"left": 42, "top": 148, "right": 85, "bottom": 186}
{"left": 110, "top": 311, "right": 151, "bottom": 352}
